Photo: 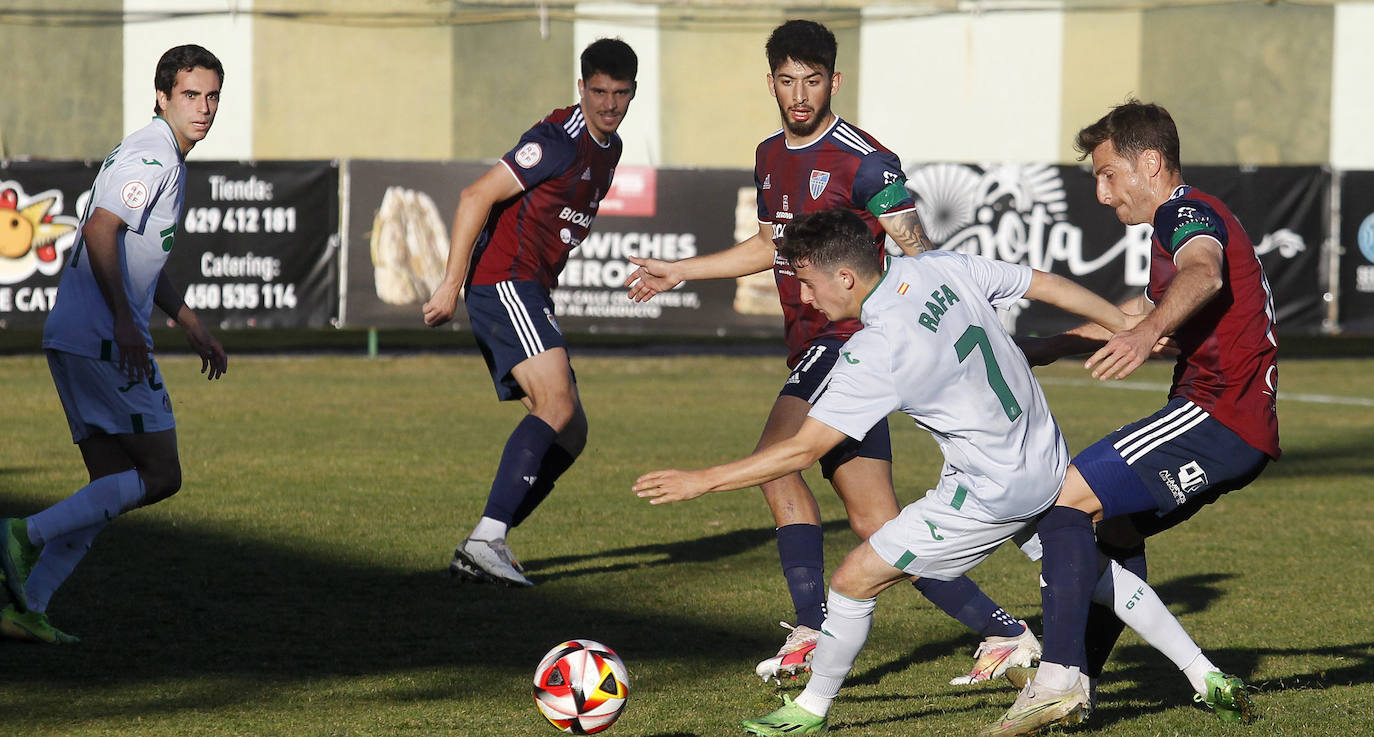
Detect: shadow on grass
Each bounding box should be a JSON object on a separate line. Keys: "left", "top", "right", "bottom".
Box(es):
{"left": 523, "top": 519, "right": 852, "bottom": 583}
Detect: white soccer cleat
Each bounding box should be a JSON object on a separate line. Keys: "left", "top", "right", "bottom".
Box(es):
{"left": 754, "top": 622, "right": 821, "bottom": 684}
{"left": 450, "top": 537, "right": 533, "bottom": 587}
{"left": 950, "top": 620, "right": 1042, "bottom": 685}
{"left": 978, "top": 677, "right": 1091, "bottom": 737}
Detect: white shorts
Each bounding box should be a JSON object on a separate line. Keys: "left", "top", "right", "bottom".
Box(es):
{"left": 868, "top": 487, "right": 1041, "bottom": 581}
{"left": 47, "top": 349, "right": 175, "bottom": 443}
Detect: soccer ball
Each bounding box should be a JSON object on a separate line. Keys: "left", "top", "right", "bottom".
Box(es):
{"left": 533, "top": 639, "right": 630, "bottom": 734}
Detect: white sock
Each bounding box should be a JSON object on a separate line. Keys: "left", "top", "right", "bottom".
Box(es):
{"left": 27, "top": 470, "right": 145, "bottom": 546}
{"left": 471, "top": 516, "right": 508, "bottom": 541}
{"left": 1033, "top": 661, "right": 1083, "bottom": 692}
{"left": 24, "top": 523, "right": 105, "bottom": 613}
{"left": 795, "top": 590, "right": 876, "bottom": 718}
{"left": 1181, "top": 652, "right": 1219, "bottom": 696}
{"left": 1093, "top": 560, "right": 1209, "bottom": 692}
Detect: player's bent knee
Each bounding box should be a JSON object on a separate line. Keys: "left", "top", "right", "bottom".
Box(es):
{"left": 139, "top": 466, "right": 183, "bottom": 505}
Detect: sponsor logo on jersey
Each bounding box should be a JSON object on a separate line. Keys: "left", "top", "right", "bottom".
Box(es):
{"left": 883, "top": 170, "right": 901, "bottom": 185}
{"left": 121, "top": 180, "right": 149, "bottom": 209}
{"left": 558, "top": 207, "right": 594, "bottom": 227}
{"left": 842, "top": 351, "right": 859, "bottom": 364}
{"left": 514, "top": 142, "right": 543, "bottom": 169}
{"left": 1178, "top": 461, "right": 1208, "bottom": 493}
{"left": 782, "top": 194, "right": 790, "bottom": 212}
{"left": 141, "top": 158, "right": 163, "bottom": 167}
{"left": 581, "top": 167, "right": 591, "bottom": 181}
{"left": 559, "top": 227, "right": 573, "bottom": 244}
{"left": 762, "top": 174, "right": 771, "bottom": 190}
{"left": 809, "top": 170, "right": 830, "bottom": 199}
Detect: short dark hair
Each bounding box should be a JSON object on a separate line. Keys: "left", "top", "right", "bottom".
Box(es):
{"left": 779, "top": 209, "right": 882, "bottom": 279}
{"left": 1074, "top": 99, "right": 1182, "bottom": 173}
{"left": 766, "top": 19, "right": 837, "bottom": 77}
{"left": 153, "top": 44, "right": 224, "bottom": 115}
{"left": 581, "top": 38, "right": 638, "bottom": 82}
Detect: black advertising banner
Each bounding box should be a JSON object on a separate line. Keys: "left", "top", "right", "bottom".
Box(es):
{"left": 0, "top": 159, "right": 338, "bottom": 330}
{"left": 904, "top": 163, "right": 1327, "bottom": 335}
{"left": 344, "top": 161, "right": 781, "bottom": 339}
{"left": 1338, "top": 170, "right": 1374, "bottom": 334}
{"left": 175, "top": 161, "right": 338, "bottom": 328}
{"left": 0, "top": 161, "right": 94, "bottom": 329}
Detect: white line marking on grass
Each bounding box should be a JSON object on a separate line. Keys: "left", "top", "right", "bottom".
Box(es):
{"left": 1036, "top": 376, "right": 1374, "bottom": 407}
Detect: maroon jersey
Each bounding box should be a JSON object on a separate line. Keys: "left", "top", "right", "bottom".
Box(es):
{"left": 1149, "top": 185, "right": 1280, "bottom": 458}
{"left": 469, "top": 105, "right": 621, "bottom": 290}
{"left": 754, "top": 117, "right": 915, "bottom": 367}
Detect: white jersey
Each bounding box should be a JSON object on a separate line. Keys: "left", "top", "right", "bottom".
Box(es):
{"left": 43, "top": 117, "right": 187, "bottom": 361}
{"left": 809, "top": 252, "right": 1068, "bottom": 523}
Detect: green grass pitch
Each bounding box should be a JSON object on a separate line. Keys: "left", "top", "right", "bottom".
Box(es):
{"left": 0, "top": 352, "right": 1370, "bottom": 736}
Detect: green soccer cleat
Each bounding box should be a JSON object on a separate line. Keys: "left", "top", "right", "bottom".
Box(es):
{"left": 0, "top": 518, "right": 40, "bottom": 612}
{"left": 742, "top": 693, "right": 828, "bottom": 736}
{"left": 1194, "top": 671, "right": 1254, "bottom": 724}
{"left": 0, "top": 605, "right": 79, "bottom": 644}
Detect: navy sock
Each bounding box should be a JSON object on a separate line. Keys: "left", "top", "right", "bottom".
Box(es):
{"left": 481, "top": 415, "right": 558, "bottom": 525}
{"left": 511, "top": 444, "right": 578, "bottom": 527}
{"left": 915, "top": 576, "right": 1024, "bottom": 638}
{"left": 777, "top": 524, "right": 825, "bottom": 629}
{"left": 1038, "top": 506, "right": 1097, "bottom": 670}
{"left": 1085, "top": 543, "right": 1148, "bottom": 678}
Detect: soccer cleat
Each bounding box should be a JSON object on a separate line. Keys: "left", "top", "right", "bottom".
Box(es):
{"left": 0, "top": 605, "right": 79, "bottom": 644}
{"left": 0, "top": 518, "right": 40, "bottom": 612}
{"left": 1193, "top": 671, "right": 1254, "bottom": 724}
{"left": 951, "top": 620, "right": 1043, "bottom": 685}
{"left": 754, "top": 622, "right": 821, "bottom": 684}
{"left": 978, "top": 678, "right": 1091, "bottom": 737}
{"left": 1003, "top": 666, "right": 1035, "bottom": 690}
{"left": 449, "top": 537, "right": 533, "bottom": 587}
{"left": 742, "top": 693, "right": 828, "bottom": 736}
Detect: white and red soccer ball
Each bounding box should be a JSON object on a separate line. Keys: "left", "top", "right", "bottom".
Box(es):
{"left": 533, "top": 639, "right": 629, "bottom": 734}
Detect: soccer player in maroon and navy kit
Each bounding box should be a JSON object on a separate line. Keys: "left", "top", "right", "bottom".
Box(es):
{"left": 422, "top": 38, "right": 637, "bottom": 587}
{"left": 986, "top": 100, "right": 1277, "bottom": 736}
{"left": 624, "top": 20, "right": 1041, "bottom": 684}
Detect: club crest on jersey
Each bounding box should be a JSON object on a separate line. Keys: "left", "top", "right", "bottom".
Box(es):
{"left": 809, "top": 170, "right": 830, "bottom": 199}
{"left": 515, "top": 142, "right": 543, "bottom": 169}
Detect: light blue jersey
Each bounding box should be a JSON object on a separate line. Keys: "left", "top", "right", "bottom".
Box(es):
{"left": 43, "top": 117, "right": 186, "bottom": 361}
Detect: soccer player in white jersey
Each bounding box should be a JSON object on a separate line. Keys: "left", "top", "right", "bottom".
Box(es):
{"left": 0, "top": 45, "right": 228, "bottom": 643}
{"left": 633, "top": 209, "right": 1216, "bottom": 736}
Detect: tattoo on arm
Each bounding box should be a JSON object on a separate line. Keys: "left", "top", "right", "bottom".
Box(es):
{"left": 884, "top": 209, "right": 934, "bottom": 255}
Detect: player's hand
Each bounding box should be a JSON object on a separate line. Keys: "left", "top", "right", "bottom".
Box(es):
{"left": 185, "top": 323, "right": 228, "bottom": 380}
{"left": 422, "top": 281, "right": 462, "bottom": 327}
{"left": 633, "top": 469, "right": 709, "bottom": 504}
{"left": 1085, "top": 325, "right": 1159, "bottom": 380}
{"left": 114, "top": 314, "right": 152, "bottom": 382}
{"left": 1151, "top": 335, "right": 1181, "bottom": 359}
{"left": 623, "top": 257, "right": 681, "bottom": 303}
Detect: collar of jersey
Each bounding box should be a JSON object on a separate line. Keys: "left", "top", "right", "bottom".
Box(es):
{"left": 783, "top": 115, "right": 842, "bottom": 151}
{"left": 151, "top": 116, "right": 187, "bottom": 163}
{"left": 859, "top": 254, "right": 893, "bottom": 321}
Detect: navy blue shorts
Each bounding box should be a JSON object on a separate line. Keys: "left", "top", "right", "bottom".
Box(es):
{"left": 466, "top": 281, "right": 572, "bottom": 401}
{"left": 1074, "top": 397, "right": 1269, "bottom": 525}
{"left": 783, "top": 338, "right": 892, "bottom": 478}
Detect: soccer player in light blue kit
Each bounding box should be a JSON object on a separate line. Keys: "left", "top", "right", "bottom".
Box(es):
{"left": 635, "top": 209, "right": 1225, "bottom": 735}
{"left": 0, "top": 45, "right": 229, "bottom": 643}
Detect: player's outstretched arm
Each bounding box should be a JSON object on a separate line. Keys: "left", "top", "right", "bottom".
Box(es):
{"left": 623, "top": 222, "right": 776, "bottom": 303}
{"left": 634, "top": 419, "right": 845, "bottom": 504}
{"left": 82, "top": 207, "right": 150, "bottom": 382}
{"left": 154, "top": 269, "right": 227, "bottom": 380}
{"left": 422, "top": 163, "right": 524, "bottom": 327}
{"left": 1087, "top": 237, "right": 1222, "bottom": 381}
{"left": 1016, "top": 276, "right": 1158, "bottom": 366}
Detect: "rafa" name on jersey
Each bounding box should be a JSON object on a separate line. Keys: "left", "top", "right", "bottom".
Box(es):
{"left": 918, "top": 284, "right": 961, "bottom": 333}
